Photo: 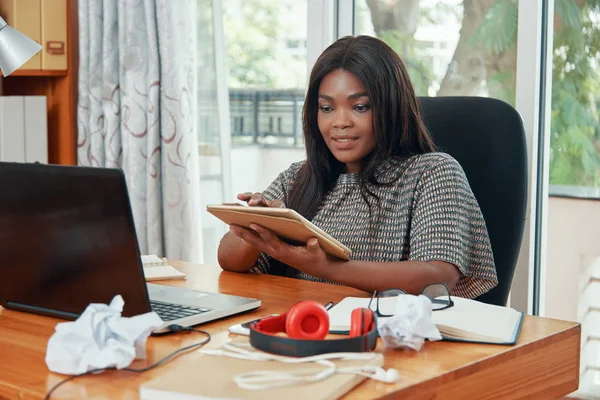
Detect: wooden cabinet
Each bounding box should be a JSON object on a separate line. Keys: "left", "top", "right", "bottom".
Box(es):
{"left": 0, "top": 0, "right": 77, "bottom": 165}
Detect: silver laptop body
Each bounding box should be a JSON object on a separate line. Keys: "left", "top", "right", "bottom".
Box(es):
{"left": 147, "top": 283, "right": 260, "bottom": 333}
{"left": 0, "top": 162, "right": 260, "bottom": 334}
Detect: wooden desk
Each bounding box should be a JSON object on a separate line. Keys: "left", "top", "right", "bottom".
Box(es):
{"left": 0, "top": 261, "right": 580, "bottom": 399}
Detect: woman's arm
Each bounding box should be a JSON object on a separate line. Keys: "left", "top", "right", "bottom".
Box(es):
{"left": 230, "top": 223, "right": 461, "bottom": 293}
{"left": 318, "top": 258, "right": 461, "bottom": 294}
{"left": 218, "top": 229, "right": 460, "bottom": 288}
{"left": 217, "top": 231, "right": 262, "bottom": 272}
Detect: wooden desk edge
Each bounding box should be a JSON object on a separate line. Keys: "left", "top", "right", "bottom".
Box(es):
{"left": 374, "top": 322, "right": 581, "bottom": 399}
{"left": 0, "top": 322, "right": 581, "bottom": 400}
{"left": 0, "top": 262, "right": 583, "bottom": 400}
{"left": 0, "top": 379, "right": 43, "bottom": 400}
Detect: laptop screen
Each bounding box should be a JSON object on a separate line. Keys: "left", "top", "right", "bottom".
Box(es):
{"left": 0, "top": 163, "right": 151, "bottom": 318}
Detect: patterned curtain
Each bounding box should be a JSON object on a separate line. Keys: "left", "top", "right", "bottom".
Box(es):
{"left": 77, "top": 0, "right": 202, "bottom": 262}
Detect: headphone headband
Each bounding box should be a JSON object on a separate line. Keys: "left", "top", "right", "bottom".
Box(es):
{"left": 249, "top": 316, "right": 378, "bottom": 357}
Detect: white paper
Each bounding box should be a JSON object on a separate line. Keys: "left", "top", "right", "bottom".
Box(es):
{"left": 45, "top": 295, "right": 164, "bottom": 375}
{"left": 141, "top": 254, "right": 167, "bottom": 266}
{"left": 377, "top": 294, "right": 442, "bottom": 351}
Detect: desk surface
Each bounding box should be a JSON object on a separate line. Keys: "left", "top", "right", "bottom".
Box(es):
{"left": 0, "top": 261, "right": 581, "bottom": 400}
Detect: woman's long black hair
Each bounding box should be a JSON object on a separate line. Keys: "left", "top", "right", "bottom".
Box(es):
{"left": 286, "top": 35, "right": 436, "bottom": 220}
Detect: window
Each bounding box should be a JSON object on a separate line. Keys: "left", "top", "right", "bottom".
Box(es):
{"left": 354, "top": 0, "right": 518, "bottom": 103}
{"left": 219, "top": 0, "right": 308, "bottom": 232}
{"left": 547, "top": 2, "right": 600, "bottom": 190}
{"left": 223, "top": 0, "right": 307, "bottom": 147}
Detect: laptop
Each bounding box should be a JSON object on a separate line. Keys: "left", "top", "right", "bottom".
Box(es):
{"left": 0, "top": 162, "right": 261, "bottom": 333}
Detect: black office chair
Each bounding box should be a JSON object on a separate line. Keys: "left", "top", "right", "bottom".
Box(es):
{"left": 418, "top": 96, "right": 528, "bottom": 306}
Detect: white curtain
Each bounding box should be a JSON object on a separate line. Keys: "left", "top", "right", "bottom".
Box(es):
{"left": 77, "top": 0, "right": 202, "bottom": 263}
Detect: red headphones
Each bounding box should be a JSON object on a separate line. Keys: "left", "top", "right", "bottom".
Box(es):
{"left": 249, "top": 300, "right": 378, "bottom": 357}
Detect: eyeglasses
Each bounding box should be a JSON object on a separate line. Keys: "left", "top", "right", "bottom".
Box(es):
{"left": 367, "top": 283, "right": 454, "bottom": 317}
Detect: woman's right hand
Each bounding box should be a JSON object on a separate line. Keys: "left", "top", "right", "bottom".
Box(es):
{"left": 218, "top": 192, "right": 284, "bottom": 272}
{"left": 237, "top": 192, "right": 284, "bottom": 208}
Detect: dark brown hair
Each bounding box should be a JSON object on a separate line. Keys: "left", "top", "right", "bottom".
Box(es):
{"left": 286, "top": 35, "right": 436, "bottom": 220}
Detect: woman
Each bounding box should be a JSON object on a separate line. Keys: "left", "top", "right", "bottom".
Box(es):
{"left": 218, "top": 35, "right": 497, "bottom": 298}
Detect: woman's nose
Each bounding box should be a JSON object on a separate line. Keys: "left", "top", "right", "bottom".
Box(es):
{"left": 332, "top": 108, "right": 352, "bottom": 130}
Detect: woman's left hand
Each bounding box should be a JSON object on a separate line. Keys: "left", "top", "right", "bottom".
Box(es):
{"left": 229, "top": 223, "right": 331, "bottom": 278}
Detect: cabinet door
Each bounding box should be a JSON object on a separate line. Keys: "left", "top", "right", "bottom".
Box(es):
{"left": 41, "top": 0, "right": 67, "bottom": 70}
{"left": 17, "top": 0, "right": 42, "bottom": 70}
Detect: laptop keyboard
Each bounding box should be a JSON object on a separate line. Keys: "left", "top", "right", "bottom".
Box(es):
{"left": 150, "top": 300, "right": 211, "bottom": 321}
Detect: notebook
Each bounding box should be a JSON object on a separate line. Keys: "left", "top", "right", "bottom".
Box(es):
{"left": 206, "top": 204, "right": 351, "bottom": 260}
{"left": 328, "top": 296, "right": 524, "bottom": 345}
{"left": 141, "top": 255, "right": 186, "bottom": 281}
{"left": 139, "top": 338, "right": 383, "bottom": 400}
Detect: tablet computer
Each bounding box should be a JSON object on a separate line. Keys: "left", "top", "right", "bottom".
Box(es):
{"left": 206, "top": 204, "right": 351, "bottom": 260}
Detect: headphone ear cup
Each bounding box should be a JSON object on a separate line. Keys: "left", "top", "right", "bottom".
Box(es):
{"left": 349, "top": 307, "right": 375, "bottom": 337}
{"left": 253, "top": 312, "right": 288, "bottom": 335}
{"left": 285, "top": 300, "right": 330, "bottom": 340}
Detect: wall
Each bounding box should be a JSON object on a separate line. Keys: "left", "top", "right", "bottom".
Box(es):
{"left": 230, "top": 146, "right": 305, "bottom": 195}
{"left": 545, "top": 196, "right": 600, "bottom": 398}
{"left": 545, "top": 197, "right": 600, "bottom": 321}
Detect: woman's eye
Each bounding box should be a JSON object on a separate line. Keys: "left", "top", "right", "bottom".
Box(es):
{"left": 354, "top": 104, "right": 370, "bottom": 112}
{"left": 319, "top": 105, "right": 333, "bottom": 113}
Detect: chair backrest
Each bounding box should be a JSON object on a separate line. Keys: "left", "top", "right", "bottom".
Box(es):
{"left": 418, "top": 96, "right": 528, "bottom": 306}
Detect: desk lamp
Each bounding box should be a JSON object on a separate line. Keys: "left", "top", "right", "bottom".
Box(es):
{"left": 0, "top": 16, "right": 42, "bottom": 76}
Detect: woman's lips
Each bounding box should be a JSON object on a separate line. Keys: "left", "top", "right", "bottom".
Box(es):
{"left": 331, "top": 136, "right": 359, "bottom": 150}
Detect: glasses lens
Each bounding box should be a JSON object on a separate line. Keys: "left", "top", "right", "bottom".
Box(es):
{"left": 377, "top": 289, "right": 406, "bottom": 316}
{"left": 422, "top": 283, "right": 451, "bottom": 310}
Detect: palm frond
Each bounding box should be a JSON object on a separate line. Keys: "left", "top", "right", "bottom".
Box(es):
{"left": 469, "top": 0, "right": 518, "bottom": 54}
{"left": 555, "top": 0, "right": 582, "bottom": 30}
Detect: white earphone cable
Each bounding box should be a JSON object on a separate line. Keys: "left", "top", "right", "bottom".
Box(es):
{"left": 233, "top": 360, "right": 337, "bottom": 390}
{"left": 200, "top": 342, "right": 400, "bottom": 390}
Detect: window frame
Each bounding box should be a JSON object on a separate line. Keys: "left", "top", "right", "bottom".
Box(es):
{"left": 306, "top": 0, "right": 335, "bottom": 77}
{"left": 331, "top": 0, "right": 554, "bottom": 315}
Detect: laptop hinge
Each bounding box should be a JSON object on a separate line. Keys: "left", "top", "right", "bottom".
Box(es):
{"left": 6, "top": 301, "right": 80, "bottom": 320}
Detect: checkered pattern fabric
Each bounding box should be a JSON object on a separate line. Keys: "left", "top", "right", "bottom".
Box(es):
{"left": 253, "top": 153, "right": 497, "bottom": 299}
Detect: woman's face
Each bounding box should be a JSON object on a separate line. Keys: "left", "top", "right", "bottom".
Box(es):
{"left": 317, "top": 69, "right": 375, "bottom": 173}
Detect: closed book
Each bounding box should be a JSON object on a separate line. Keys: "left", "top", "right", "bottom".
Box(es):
{"left": 0, "top": 96, "right": 25, "bottom": 162}
{"left": 140, "top": 339, "right": 383, "bottom": 400}
{"left": 41, "top": 0, "right": 67, "bottom": 70}
{"left": 328, "top": 296, "right": 524, "bottom": 345}
{"left": 24, "top": 96, "right": 48, "bottom": 163}
{"left": 16, "top": 0, "right": 42, "bottom": 69}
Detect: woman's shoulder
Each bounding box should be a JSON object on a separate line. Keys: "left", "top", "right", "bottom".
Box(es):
{"left": 384, "top": 152, "right": 462, "bottom": 180}
{"left": 401, "top": 152, "right": 471, "bottom": 191}
{"left": 272, "top": 160, "right": 306, "bottom": 186}
{"left": 283, "top": 160, "right": 306, "bottom": 178}
{"left": 405, "top": 152, "right": 461, "bottom": 171}
{"left": 263, "top": 160, "right": 306, "bottom": 200}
